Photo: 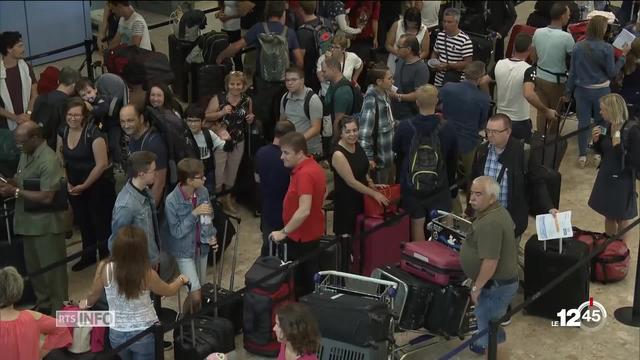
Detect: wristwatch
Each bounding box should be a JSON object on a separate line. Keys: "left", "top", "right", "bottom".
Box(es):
{"left": 281, "top": 228, "right": 289, "bottom": 236}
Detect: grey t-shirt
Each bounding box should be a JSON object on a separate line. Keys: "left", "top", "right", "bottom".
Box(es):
{"left": 280, "top": 87, "right": 323, "bottom": 155}
{"left": 392, "top": 59, "right": 430, "bottom": 120}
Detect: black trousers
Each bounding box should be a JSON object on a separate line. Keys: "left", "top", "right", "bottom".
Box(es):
{"left": 253, "top": 77, "right": 286, "bottom": 143}
{"left": 286, "top": 239, "right": 320, "bottom": 299}
{"left": 69, "top": 176, "right": 116, "bottom": 260}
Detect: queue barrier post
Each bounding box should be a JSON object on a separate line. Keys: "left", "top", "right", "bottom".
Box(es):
{"left": 486, "top": 319, "right": 499, "bottom": 360}
{"left": 153, "top": 322, "right": 165, "bottom": 360}
{"left": 613, "top": 228, "right": 640, "bottom": 326}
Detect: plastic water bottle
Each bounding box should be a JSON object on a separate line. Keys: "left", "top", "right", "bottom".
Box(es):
{"left": 200, "top": 200, "right": 212, "bottom": 225}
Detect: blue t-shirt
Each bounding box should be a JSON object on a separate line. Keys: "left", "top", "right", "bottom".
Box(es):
{"left": 439, "top": 81, "right": 490, "bottom": 154}
{"left": 255, "top": 143, "right": 291, "bottom": 229}
{"left": 244, "top": 21, "right": 300, "bottom": 71}
{"left": 128, "top": 129, "right": 169, "bottom": 170}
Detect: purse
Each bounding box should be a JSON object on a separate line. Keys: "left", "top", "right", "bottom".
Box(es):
{"left": 363, "top": 184, "right": 402, "bottom": 217}
{"left": 23, "top": 178, "right": 69, "bottom": 212}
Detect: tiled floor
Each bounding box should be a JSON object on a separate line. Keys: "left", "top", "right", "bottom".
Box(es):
{"left": 31, "top": 1, "right": 640, "bottom": 359}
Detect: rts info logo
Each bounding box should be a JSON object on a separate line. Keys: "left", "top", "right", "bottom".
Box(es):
{"left": 551, "top": 297, "right": 607, "bottom": 331}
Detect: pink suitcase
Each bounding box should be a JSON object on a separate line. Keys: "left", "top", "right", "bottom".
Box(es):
{"left": 400, "top": 241, "right": 465, "bottom": 286}
{"left": 351, "top": 213, "right": 410, "bottom": 276}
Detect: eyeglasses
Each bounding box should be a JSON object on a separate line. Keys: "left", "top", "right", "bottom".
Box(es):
{"left": 193, "top": 175, "right": 206, "bottom": 180}
{"left": 485, "top": 128, "right": 509, "bottom": 135}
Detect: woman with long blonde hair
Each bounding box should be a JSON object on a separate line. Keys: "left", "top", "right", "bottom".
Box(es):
{"left": 588, "top": 93, "right": 640, "bottom": 243}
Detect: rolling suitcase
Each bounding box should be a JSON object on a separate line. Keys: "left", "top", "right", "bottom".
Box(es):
{"left": 201, "top": 210, "right": 243, "bottom": 333}
{"left": 506, "top": 24, "right": 537, "bottom": 60}
{"left": 174, "top": 273, "right": 236, "bottom": 359}
{"left": 371, "top": 265, "right": 439, "bottom": 330}
{"left": 243, "top": 243, "right": 294, "bottom": 357}
{"left": 423, "top": 285, "right": 472, "bottom": 338}
{"left": 351, "top": 212, "right": 410, "bottom": 276}
{"left": 400, "top": 240, "right": 465, "bottom": 286}
{"left": 524, "top": 236, "right": 590, "bottom": 319}
{"left": 317, "top": 235, "right": 343, "bottom": 272}
{"left": 300, "top": 290, "right": 392, "bottom": 347}
{"left": 168, "top": 34, "right": 197, "bottom": 102}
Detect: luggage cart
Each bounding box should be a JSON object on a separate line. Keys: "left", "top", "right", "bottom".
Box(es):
{"left": 427, "top": 210, "right": 473, "bottom": 251}
{"left": 313, "top": 271, "right": 397, "bottom": 360}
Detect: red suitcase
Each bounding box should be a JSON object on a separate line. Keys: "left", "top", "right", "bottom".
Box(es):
{"left": 400, "top": 241, "right": 465, "bottom": 286}
{"left": 351, "top": 213, "right": 410, "bottom": 276}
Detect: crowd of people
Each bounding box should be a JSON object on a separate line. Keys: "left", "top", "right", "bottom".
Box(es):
{"left": 2, "top": 0, "right": 640, "bottom": 359}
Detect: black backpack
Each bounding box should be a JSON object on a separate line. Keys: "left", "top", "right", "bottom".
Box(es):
{"left": 143, "top": 107, "right": 199, "bottom": 185}
{"left": 621, "top": 118, "right": 640, "bottom": 180}
{"left": 407, "top": 119, "right": 446, "bottom": 196}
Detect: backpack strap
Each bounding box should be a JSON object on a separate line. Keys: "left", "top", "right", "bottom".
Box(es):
{"left": 372, "top": 97, "right": 380, "bottom": 160}
{"left": 303, "top": 89, "right": 315, "bottom": 120}
{"left": 202, "top": 128, "right": 214, "bottom": 150}
{"left": 262, "top": 22, "right": 270, "bottom": 33}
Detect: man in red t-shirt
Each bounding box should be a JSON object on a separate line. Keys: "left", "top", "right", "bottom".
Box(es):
{"left": 270, "top": 131, "right": 326, "bottom": 297}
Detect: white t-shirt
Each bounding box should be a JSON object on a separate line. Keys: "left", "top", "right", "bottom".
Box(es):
{"left": 493, "top": 59, "right": 533, "bottom": 122}
{"left": 118, "top": 11, "right": 152, "bottom": 51}
{"left": 421, "top": 0, "right": 440, "bottom": 28}
{"left": 222, "top": 0, "right": 241, "bottom": 31}
{"left": 316, "top": 51, "right": 363, "bottom": 96}
{"left": 192, "top": 129, "right": 226, "bottom": 159}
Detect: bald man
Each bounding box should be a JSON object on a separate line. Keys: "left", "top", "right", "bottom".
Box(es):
{"left": 460, "top": 176, "right": 518, "bottom": 356}
{"left": 0, "top": 121, "right": 71, "bottom": 315}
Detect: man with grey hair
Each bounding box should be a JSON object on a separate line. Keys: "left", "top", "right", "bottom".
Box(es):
{"left": 430, "top": 7, "right": 473, "bottom": 87}
{"left": 32, "top": 66, "right": 81, "bottom": 150}
{"left": 438, "top": 61, "right": 491, "bottom": 210}
{"left": 460, "top": 175, "right": 518, "bottom": 356}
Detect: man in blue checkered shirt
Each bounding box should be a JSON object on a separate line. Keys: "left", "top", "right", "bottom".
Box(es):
{"left": 469, "top": 114, "right": 558, "bottom": 237}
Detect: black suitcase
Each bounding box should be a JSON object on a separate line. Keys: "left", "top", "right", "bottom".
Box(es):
{"left": 423, "top": 285, "right": 472, "bottom": 338}
{"left": 318, "top": 235, "right": 342, "bottom": 272}
{"left": 174, "top": 255, "right": 236, "bottom": 359}
{"left": 168, "top": 34, "right": 196, "bottom": 102}
{"left": 524, "top": 236, "right": 590, "bottom": 319}
{"left": 202, "top": 209, "right": 243, "bottom": 333}
{"left": 372, "top": 265, "right": 439, "bottom": 330}
{"left": 300, "top": 290, "right": 392, "bottom": 347}
{"left": 529, "top": 99, "right": 571, "bottom": 171}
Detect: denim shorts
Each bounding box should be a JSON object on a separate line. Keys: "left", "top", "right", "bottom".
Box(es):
{"left": 473, "top": 281, "right": 518, "bottom": 348}
{"left": 109, "top": 328, "right": 155, "bottom": 360}
{"left": 176, "top": 254, "right": 208, "bottom": 292}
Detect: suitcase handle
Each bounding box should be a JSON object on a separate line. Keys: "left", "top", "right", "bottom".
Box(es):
{"left": 316, "top": 270, "right": 398, "bottom": 291}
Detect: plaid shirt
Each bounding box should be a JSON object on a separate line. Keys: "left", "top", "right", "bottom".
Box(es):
{"left": 484, "top": 144, "right": 509, "bottom": 208}
{"left": 358, "top": 86, "right": 394, "bottom": 167}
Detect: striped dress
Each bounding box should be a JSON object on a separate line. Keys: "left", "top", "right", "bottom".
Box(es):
{"left": 433, "top": 30, "right": 474, "bottom": 87}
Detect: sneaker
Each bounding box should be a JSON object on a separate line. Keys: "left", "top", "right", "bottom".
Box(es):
{"left": 469, "top": 343, "right": 486, "bottom": 355}
{"left": 71, "top": 258, "right": 96, "bottom": 272}
{"left": 592, "top": 154, "right": 601, "bottom": 167}
{"left": 578, "top": 156, "right": 587, "bottom": 168}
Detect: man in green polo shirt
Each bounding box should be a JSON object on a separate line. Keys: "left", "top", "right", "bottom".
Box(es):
{"left": 0, "top": 121, "right": 71, "bottom": 314}
{"left": 460, "top": 175, "right": 518, "bottom": 357}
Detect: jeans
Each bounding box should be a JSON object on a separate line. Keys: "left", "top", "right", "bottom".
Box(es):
{"left": 176, "top": 254, "right": 208, "bottom": 291}
{"left": 473, "top": 281, "right": 519, "bottom": 348}
{"left": 109, "top": 328, "right": 155, "bottom": 360}
{"left": 574, "top": 86, "right": 610, "bottom": 156}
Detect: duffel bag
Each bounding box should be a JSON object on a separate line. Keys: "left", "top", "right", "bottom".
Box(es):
{"left": 592, "top": 238, "right": 630, "bottom": 283}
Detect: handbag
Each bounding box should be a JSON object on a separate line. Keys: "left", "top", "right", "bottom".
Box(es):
{"left": 23, "top": 178, "right": 69, "bottom": 212}
{"left": 363, "top": 184, "right": 401, "bottom": 217}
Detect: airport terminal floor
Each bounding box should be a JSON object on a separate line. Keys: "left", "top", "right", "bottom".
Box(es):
{"left": 19, "top": 1, "right": 640, "bottom": 359}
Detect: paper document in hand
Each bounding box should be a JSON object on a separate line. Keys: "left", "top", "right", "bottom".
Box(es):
{"left": 536, "top": 211, "right": 573, "bottom": 241}
{"left": 613, "top": 29, "right": 636, "bottom": 50}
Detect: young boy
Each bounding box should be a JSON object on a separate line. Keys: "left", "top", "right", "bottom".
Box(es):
{"left": 75, "top": 77, "right": 123, "bottom": 166}
{"left": 184, "top": 104, "right": 232, "bottom": 194}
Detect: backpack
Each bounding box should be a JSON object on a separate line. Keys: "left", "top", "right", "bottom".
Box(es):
{"left": 258, "top": 23, "right": 290, "bottom": 81}
{"left": 282, "top": 89, "right": 319, "bottom": 120}
{"left": 298, "top": 17, "right": 333, "bottom": 61}
{"left": 621, "top": 118, "right": 640, "bottom": 180}
{"left": 143, "top": 107, "right": 199, "bottom": 185}
{"left": 407, "top": 119, "right": 445, "bottom": 196}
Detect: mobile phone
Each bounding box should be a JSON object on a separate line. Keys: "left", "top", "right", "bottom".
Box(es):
{"left": 598, "top": 125, "right": 608, "bottom": 135}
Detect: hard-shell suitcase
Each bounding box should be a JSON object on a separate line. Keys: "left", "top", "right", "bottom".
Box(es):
{"left": 400, "top": 241, "right": 465, "bottom": 286}
{"left": 351, "top": 212, "right": 410, "bottom": 276}
{"left": 174, "top": 258, "right": 236, "bottom": 360}
{"left": 524, "top": 236, "right": 590, "bottom": 319}
{"left": 371, "top": 265, "right": 439, "bottom": 330}
{"left": 243, "top": 243, "right": 294, "bottom": 357}
{"left": 423, "top": 285, "right": 472, "bottom": 338}
{"left": 201, "top": 210, "right": 243, "bottom": 333}
{"left": 300, "top": 290, "right": 392, "bottom": 347}
{"left": 168, "top": 34, "right": 197, "bottom": 102}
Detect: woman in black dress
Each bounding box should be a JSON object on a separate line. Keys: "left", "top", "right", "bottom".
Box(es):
{"left": 588, "top": 93, "right": 640, "bottom": 244}
{"left": 56, "top": 98, "right": 116, "bottom": 271}
{"left": 331, "top": 116, "right": 389, "bottom": 238}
